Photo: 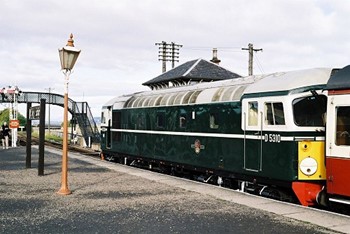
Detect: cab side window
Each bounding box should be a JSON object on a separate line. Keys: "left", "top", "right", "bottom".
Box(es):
{"left": 265, "top": 102, "right": 285, "bottom": 125}
{"left": 248, "top": 101, "right": 258, "bottom": 126}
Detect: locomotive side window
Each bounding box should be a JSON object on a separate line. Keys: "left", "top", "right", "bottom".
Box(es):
{"left": 248, "top": 101, "right": 258, "bottom": 126}
{"left": 336, "top": 106, "right": 350, "bottom": 146}
{"left": 293, "top": 95, "right": 327, "bottom": 126}
{"left": 209, "top": 113, "right": 219, "bottom": 129}
{"left": 265, "top": 102, "right": 285, "bottom": 125}
{"left": 179, "top": 115, "right": 187, "bottom": 128}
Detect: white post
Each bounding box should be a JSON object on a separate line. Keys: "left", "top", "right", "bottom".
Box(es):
{"left": 13, "top": 90, "right": 18, "bottom": 147}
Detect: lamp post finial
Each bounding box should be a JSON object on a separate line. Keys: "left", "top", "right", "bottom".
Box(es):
{"left": 66, "top": 33, "right": 74, "bottom": 47}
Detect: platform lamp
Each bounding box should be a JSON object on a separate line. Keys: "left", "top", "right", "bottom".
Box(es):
{"left": 57, "top": 33, "right": 81, "bottom": 195}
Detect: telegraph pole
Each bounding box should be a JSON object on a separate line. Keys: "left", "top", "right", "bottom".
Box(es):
{"left": 155, "top": 41, "right": 182, "bottom": 73}
{"left": 242, "top": 43, "right": 263, "bottom": 76}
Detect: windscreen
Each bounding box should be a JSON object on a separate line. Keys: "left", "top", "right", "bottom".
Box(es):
{"left": 293, "top": 95, "right": 327, "bottom": 127}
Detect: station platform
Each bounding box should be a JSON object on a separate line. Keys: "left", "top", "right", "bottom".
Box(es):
{"left": 1, "top": 146, "right": 349, "bottom": 233}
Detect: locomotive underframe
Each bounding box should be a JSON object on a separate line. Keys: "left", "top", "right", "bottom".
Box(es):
{"left": 101, "top": 149, "right": 299, "bottom": 203}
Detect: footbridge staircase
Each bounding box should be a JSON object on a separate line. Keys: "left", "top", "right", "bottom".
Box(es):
{"left": 1, "top": 91, "right": 100, "bottom": 145}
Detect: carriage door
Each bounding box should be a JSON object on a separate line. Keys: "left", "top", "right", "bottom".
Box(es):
{"left": 326, "top": 95, "right": 350, "bottom": 196}
{"left": 242, "top": 100, "right": 263, "bottom": 171}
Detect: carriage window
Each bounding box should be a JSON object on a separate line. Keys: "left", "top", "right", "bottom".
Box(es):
{"left": 336, "top": 106, "right": 350, "bottom": 146}
{"left": 248, "top": 101, "right": 258, "bottom": 126}
{"left": 293, "top": 95, "right": 327, "bottom": 126}
{"left": 209, "top": 113, "right": 219, "bottom": 129}
{"left": 265, "top": 102, "right": 285, "bottom": 125}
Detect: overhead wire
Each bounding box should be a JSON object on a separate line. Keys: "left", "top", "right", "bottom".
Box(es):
{"left": 255, "top": 53, "right": 265, "bottom": 74}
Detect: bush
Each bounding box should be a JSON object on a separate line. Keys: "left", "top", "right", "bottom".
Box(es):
{"left": 0, "top": 108, "right": 26, "bottom": 126}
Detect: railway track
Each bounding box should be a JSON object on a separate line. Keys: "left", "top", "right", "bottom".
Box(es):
{"left": 17, "top": 134, "right": 100, "bottom": 157}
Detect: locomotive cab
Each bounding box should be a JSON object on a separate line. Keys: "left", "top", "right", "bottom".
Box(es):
{"left": 101, "top": 95, "right": 131, "bottom": 150}
{"left": 100, "top": 106, "right": 112, "bottom": 149}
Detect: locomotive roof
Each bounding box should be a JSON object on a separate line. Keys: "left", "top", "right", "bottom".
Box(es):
{"left": 326, "top": 65, "right": 350, "bottom": 90}
{"left": 244, "top": 68, "right": 334, "bottom": 96}
{"left": 104, "top": 67, "right": 334, "bottom": 109}
{"left": 142, "top": 59, "right": 241, "bottom": 89}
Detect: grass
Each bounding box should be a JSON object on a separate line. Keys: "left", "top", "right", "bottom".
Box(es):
{"left": 27, "top": 132, "right": 63, "bottom": 143}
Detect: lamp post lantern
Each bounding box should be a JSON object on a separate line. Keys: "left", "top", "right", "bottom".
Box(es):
{"left": 57, "top": 33, "right": 81, "bottom": 195}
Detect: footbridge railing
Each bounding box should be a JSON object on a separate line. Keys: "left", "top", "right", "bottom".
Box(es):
{"left": 1, "top": 91, "right": 100, "bottom": 144}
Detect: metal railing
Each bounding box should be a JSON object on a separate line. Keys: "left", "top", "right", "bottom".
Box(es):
{"left": 1, "top": 91, "right": 100, "bottom": 144}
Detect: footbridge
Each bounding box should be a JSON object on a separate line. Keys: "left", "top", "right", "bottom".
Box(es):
{"left": 1, "top": 91, "right": 100, "bottom": 144}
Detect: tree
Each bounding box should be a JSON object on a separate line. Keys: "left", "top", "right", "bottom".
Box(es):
{"left": 0, "top": 108, "right": 26, "bottom": 126}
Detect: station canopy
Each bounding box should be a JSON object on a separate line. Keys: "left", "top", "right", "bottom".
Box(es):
{"left": 143, "top": 59, "right": 241, "bottom": 90}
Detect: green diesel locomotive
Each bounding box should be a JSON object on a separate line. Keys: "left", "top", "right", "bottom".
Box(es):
{"left": 101, "top": 64, "right": 335, "bottom": 206}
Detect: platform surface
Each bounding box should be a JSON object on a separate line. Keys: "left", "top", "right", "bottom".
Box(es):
{"left": 1, "top": 146, "right": 349, "bottom": 233}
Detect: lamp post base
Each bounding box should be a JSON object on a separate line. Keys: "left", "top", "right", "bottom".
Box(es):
{"left": 57, "top": 187, "right": 71, "bottom": 195}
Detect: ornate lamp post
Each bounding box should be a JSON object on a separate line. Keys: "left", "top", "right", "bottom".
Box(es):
{"left": 57, "top": 34, "right": 81, "bottom": 195}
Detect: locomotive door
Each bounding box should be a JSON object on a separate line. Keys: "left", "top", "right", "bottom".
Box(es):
{"left": 243, "top": 100, "right": 263, "bottom": 172}
{"left": 101, "top": 107, "right": 112, "bottom": 149}
{"left": 106, "top": 119, "right": 111, "bottom": 148}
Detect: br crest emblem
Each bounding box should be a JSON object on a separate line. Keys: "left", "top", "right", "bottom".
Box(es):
{"left": 191, "top": 139, "right": 205, "bottom": 154}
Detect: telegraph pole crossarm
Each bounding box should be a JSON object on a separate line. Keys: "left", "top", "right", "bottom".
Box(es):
{"left": 156, "top": 41, "right": 182, "bottom": 73}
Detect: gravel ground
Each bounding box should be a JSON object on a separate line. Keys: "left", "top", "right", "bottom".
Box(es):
{"left": 0, "top": 146, "right": 339, "bottom": 234}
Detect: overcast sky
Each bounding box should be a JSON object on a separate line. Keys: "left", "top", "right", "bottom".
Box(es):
{"left": 1, "top": 0, "right": 350, "bottom": 121}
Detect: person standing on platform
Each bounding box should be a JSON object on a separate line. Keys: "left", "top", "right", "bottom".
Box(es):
{"left": 1, "top": 122, "right": 10, "bottom": 149}
{"left": 0, "top": 126, "right": 3, "bottom": 149}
